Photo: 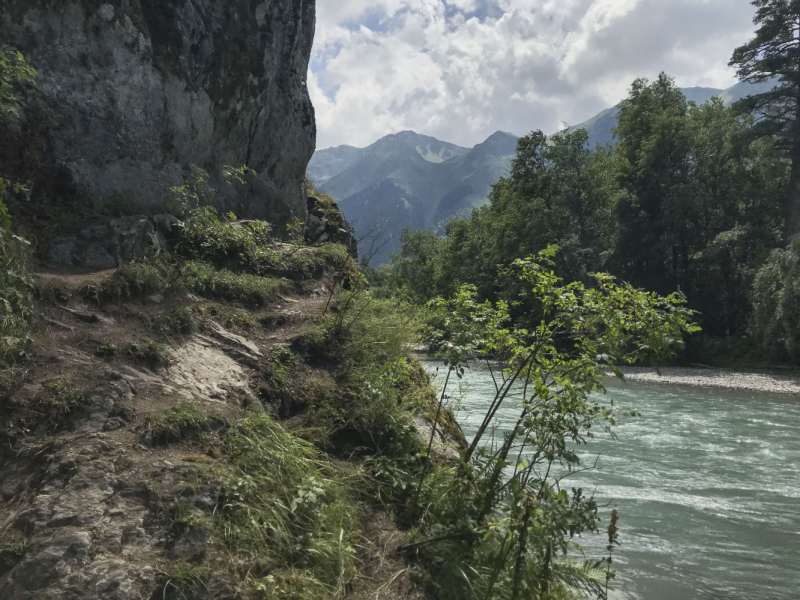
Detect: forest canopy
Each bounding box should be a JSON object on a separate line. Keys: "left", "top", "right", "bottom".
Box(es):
{"left": 381, "top": 74, "right": 795, "bottom": 364}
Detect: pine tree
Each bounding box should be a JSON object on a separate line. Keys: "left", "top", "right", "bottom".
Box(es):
{"left": 730, "top": 0, "right": 800, "bottom": 238}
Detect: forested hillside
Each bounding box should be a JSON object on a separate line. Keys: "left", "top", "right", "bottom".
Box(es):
{"left": 382, "top": 70, "right": 799, "bottom": 365}
{"left": 311, "top": 79, "right": 776, "bottom": 266}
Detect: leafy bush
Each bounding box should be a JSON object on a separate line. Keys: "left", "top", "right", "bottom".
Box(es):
{"left": 0, "top": 49, "right": 36, "bottom": 121}
{"left": 175, "top": 206, "right": 273, "bottom": 271}
{"left": 749, "top": 236, "right": 800, "bottom": 362}
{"left": 408, "top": 247, "right": 698, "bottom": 600}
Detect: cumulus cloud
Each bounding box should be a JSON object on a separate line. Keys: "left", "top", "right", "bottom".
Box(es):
{"left": 310, "top": 0, "right": 756, "bottom": 149}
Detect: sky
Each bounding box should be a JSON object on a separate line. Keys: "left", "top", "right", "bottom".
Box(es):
{"left": 309, "top": 0, "right": 758, "bottom": 150}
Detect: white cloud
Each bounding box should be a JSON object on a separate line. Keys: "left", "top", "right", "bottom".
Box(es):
{"left": 311, "top": 0, "right": 756, "bottom": 149}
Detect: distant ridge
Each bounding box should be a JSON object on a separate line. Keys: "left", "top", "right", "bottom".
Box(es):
{"left": 309, "top": 78, "right": 779, "bottom": 264}
{"left": 309, "top": 130, "right": 518, "bottom": 264}
{"left": 567, "top": 79, "right": 780, "bottom": 148}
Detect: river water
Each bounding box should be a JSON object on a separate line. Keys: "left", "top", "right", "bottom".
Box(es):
{"left": 420, "top": 360, "right": 800, "bottom": 600}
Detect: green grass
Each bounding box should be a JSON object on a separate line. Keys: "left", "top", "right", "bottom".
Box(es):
{"left": 37, "top": 376, "right": 91, "bottom": 418}
{"left": 132, "top": 340, "right": 172, "bottom": 370}
{"left": 99, "top": 259, "right": 173, "bottom": 300}
{"left": 0, "top": 225, "right": 33, "bottom": 395}
{"left": 198, "top": 303, "right": 258, "bottom": 331}
{"left": 288, "top": 292, "right": 433, "bottom": 457}
{"left": 180, "top": 261, "right": 290, "bottom": 307}
{"left": 144, "top": 402, "right": 213, "bottom": 445}
{"left": 259, "top": 244, "right": 352, "bottom": 281}
{"left": 95, "top": 343, "right": 118, "bottom": 359}
{"left": 158, "top": 565, "right": 212, "bottom": 600}
{"left": 146, "top": 305, "right": 200, "bottom": 337}
{"left": 0, "top": 543, "right": 25, "bottom": 558}
{"left": 216, "top": 414, "right": 358, "bottom": 600}
{"left": 99, "top": 256, "right": 291, "bottom": 308}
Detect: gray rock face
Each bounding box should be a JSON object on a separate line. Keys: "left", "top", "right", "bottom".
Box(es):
{"left": 1, "top": 0, "right": 316, "bottom": 226}
{"left": 46, "top": 214, "right": 172, "bottom": 268}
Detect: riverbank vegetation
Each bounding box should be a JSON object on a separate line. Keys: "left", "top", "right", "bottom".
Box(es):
{"left": 400, "top": 248, "right": 696, "bottom": 599}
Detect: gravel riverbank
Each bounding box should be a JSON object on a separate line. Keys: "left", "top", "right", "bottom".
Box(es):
{"left": 612, "top": 366, "right": 800, "bottom": 394}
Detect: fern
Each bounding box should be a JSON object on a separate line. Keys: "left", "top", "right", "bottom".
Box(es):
{"left": 550, "top": 559, "right": 608, "bottom": 599}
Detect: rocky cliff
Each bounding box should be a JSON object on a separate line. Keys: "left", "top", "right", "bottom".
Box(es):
{"left": 1, "top": 0, "right": 316, "bottom": 226}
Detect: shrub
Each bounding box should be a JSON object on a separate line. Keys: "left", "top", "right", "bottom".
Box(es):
{"left": 407, "top": 248, "right": 697, "bottom": 600}
{"left": 0, "top": 49, "right": 36, "bottom": 121}
{"left": 175, "top": 206, "right": 273, "bottom": 271}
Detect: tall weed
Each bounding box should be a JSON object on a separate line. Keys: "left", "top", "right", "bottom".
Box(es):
{"left": 219, "top": 414, "right": 358, "bottom": 599}
{"left": 0, "top": 225, "right": 33, "bottom": 394}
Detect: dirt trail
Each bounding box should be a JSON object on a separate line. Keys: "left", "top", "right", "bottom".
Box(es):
{"left": 0, "top": 267, "right": 423, "bottom": 600}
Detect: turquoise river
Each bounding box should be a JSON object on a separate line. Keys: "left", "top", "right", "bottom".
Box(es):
{"left": 420, "top": 360, "right": 800, "bottom": 600}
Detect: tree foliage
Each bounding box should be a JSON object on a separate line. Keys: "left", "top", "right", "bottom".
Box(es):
{"left": 383, "top": 75, "right": 789, "bottom": 359}
{"left": 730, "top": 0, "right": 800, "bottom": 235}
{"left": 412, "top": 247, "right": 697, "bottom": 600}
{"left": 750, "top": 235, "right": 800, "bottom": 360}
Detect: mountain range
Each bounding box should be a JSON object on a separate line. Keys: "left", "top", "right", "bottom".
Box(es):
{"left": 308, "top": 78, "right": 777, "bottom": 264}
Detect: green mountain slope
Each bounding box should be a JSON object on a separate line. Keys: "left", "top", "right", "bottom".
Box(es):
{"left": 309, "top": 130, "right": 517, "bottom": 264}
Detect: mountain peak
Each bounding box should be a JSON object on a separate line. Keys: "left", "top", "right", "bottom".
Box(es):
{"left": 486, "top": 130, "right": 517, "bottom": 139}
{"left": 473, "top": 130, "right": 519, "bottom": 157}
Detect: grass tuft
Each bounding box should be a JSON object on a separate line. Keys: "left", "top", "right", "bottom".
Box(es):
{"left": 180, "top": 261, "right": 290, "bottom": 307}
{"left": 99, "top": 259, "right": 172, "bottom": 300}
{"left": 147, "top": 305, "right": 200, "bottom": 337}
{"left": 132, "top": 340, "right": 172, "bottom": 370}
{"left": 145, "top": 402, "right": 213, "bottom": 446}
{"left": 158, "top": 565, "right": 212, "bottom": 600}
{"left": 216, "top": 414, "right": 358, "bottom": 598}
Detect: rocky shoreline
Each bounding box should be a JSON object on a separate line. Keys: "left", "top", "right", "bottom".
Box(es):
{"left": 611, "top": 366, "right": 800, "bottom": 395}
